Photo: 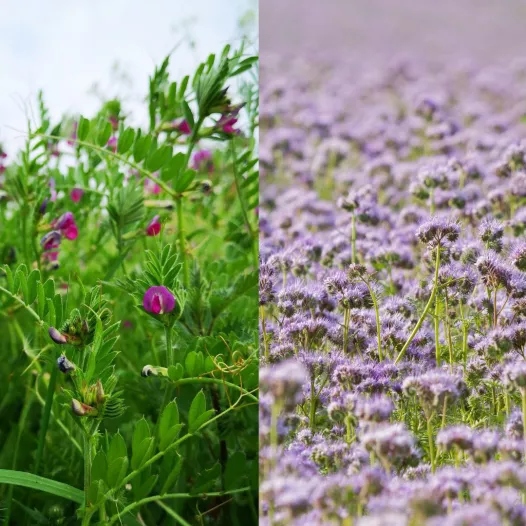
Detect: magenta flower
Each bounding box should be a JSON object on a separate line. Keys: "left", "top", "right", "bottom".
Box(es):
{"left": 41, "top": 231, "right": 61, "bottom": 262}
{"left": 192, "top": 150, "right": 214, "bottom": 172}
{"left": 109, "top": 115, "right": 119, "bottom": 130}
{"left": 146, "top": 215, "right": 161, "bottom": 236}
{"left": 144, "top": 177, "right": 161, "bottom": 195}
{"left": 143, "top": 286, "right": 176, "bottom": 314}
{"left": 53, "top": 212, "right": 78, "bottom": 240}
{"left": 70, "top": 188, "right": 84, "bottom": 203}
{"left": 107, "top": 136, "right": 117, "bottom": 152}
{"left": 67, "top": 121, "right": 78, "bottom": 146}
{"left": 172, "top": 118, "right": 191, "bottom": 135}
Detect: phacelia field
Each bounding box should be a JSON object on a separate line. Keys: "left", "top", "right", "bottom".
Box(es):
{"left": 259, "top": 54, "right": 526, "bottom": 526}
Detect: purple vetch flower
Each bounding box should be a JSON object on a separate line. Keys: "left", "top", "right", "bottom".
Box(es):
{"left": 49, "top": 327, "right": 67, "bottom": 345}
{"left": 52, "top": 212, "right": 79, "bottom": 240}
{"left": 57, "top": 354, "right": 76, "bottom": 373}
{"left": 70, "top": 188, "right": 84, "bottom": 203}
{"left": 146, "top": 215, "right": 161, "bottom": 236}
{"left": 143, "top": 286, "right": 176, "bottom": 314}
{"left": 192, "top": 149, "right": 214, "bottom": 172}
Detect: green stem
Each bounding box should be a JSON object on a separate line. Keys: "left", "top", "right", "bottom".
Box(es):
{"left": 309, "top": 376, "right": 316, "bottom": 431}
{"left": 427, "top": 414, "right": 436, "bottom": 473}
{"left": 435, "top": 295, "right": 441, "bottom": 366}
{"left": 445, "top": 292, "right": 454, "bottom": 368}
{"left": 157, "top": 501, "right": 192, "bottom": 526}
{"left": 351, "top": 213, "right": 357, "bottom": 264}
{"left": 260, "top": 305, "right": 269, "bottom": 361}
{"left": 107, "top": 488, "right": 251, "bottom": 525}
{"left": 176, "top": 196, "right": 189, "bottom": 287}
{"left": 34, "top": 357, "right": 58, "bottom": 474}
{"left": 364, "top": 280, "right": 382, "bottom": 360}
{"left": 395, "top": 245, "right": 441, "bottom": 365}
{"left": 83, "top": 433, "right": 92, "bottom": 511}
{"left": 343, "top": 307, "right": 350, "bottom": 353}
{"left": 172, "top": 377, "right": 258, "bottom": 403}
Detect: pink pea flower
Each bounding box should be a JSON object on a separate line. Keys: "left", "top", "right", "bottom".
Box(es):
{"left": 146, "top": 215, "right": 161, "bottom": 236}
{"left": 70, "top": 188, "right": 84, "bottom": 203}
{"left": 67, "top": 121, "right": 78, "bottom": 146}
{"left": 107, "top": 136, "right": 117, "bottom": 152}
{"left": 109, "top": 115, "right": 119, "bottom": 130}
{"left": 172, "top": 118, "right": 191, "bottom": 135}
{"left": 192, "top": 150, "right": 214, "bottom": 173}
{"left": 144, "top": 177, "right": 161, "bottom": 195}
{"left": 41, "top": 231, "right": 61, "bottom": 262}
{"left": 53, "top": 212, "right": 78, "bottom": 240}
{"left": 143, "top": 286, "right": 175, "bottom": 314}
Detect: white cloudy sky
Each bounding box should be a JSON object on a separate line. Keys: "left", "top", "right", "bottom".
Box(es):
{"left": 0, "top": 0, "right": 257, "bottom": 154}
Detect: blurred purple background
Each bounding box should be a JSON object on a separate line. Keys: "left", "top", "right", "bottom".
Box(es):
{"left": 261, "top": 0, "right": 526, "bottom": 62}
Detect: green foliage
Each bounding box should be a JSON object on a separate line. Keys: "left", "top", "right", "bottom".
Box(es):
{"left": 0, "top": 40, "right": 258, "bottom": 525}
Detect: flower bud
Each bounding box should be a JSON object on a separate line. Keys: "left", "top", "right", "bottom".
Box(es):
{"left": 57, "top": 354, "right": 76, "bottom": 374}
{"left": 49, "top": 327, "right": 67, "bottom": 345}
{"left": 96, "top": 380, "right": 105, "bottom": 405}
{"left": 71, "top": 399, "right": 97, "bottom": 417}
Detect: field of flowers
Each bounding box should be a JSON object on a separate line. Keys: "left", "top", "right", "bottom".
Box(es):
{"left": 259, "top": 53, "right": 526, "bottom": 525}
{"left": 0, "top": 45, "right": 258, "bottom": 525}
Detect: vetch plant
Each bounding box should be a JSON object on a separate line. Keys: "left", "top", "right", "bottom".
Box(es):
{"left": 0, "top": 42, "right": 258, "bottom": 525}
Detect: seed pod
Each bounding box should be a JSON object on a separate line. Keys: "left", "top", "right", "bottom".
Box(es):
{"left": 96, "top": 380, "right": 105, "bottom": 405}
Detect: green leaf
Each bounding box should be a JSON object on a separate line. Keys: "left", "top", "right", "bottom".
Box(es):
{"left": 77, "top": 116, "right": 90, "bottom": 141}
{"left": 0, "top": 469, "right": 83, "bottom": 504}
{"left": 188, "top": 390, "right": 214, "bottom": 433}
{"left": 91, "top": 451, "right": 108, "bottom": 484}
{"left": 107, "top": 457, "right": 128, "bottom": 489}
{"left": 181, "top": 101, "right": 194, "bottom": 129}
{"left": 192, "top": 462, "right": 220, "bottom": 494}
{"left": 37, "top": 282, "right": 46, "bottom": 319}
{"left": 108, "top": 432, "right": 127, "bottom": 461}
{"left": 27, "top": 269, "right": 40, "bottom": 304}
{"left": 173, "top": 169, "right": 196, "bottom": 193}
{"left": 167, "top": 363, "right": 184, "bottom": 382}
{"left": 117, "top": 128, "right": 135, "bottom": 154}
{"left": 146, "top": 144, "right": 172, "bottom": 172}
{"left": 160, "top": 454, "right": 183, "bottom": 494}
{"left": 185, "top": 351, "right": 204, "bottom": 377}
{"left": 159, "top": 400, "right": 184, "bottom": 450}
{"left": 131, "top": 437, "right": 155, "bottom": 470}
{"left": 133, "top": 133, "right": 152, "bottom": 163}
{"left": 97, "top": 121, "right": 113, "bottom": 147}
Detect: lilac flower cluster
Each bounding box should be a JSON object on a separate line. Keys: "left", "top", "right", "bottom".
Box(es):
{"left": 260, "top": 52, "right": 526, "bottom": 525}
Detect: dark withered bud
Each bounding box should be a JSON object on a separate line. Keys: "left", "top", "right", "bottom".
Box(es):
{"left": 201, "top": 180, "right": 212, "bottom": 194}
{"left": 71, "top": 399, "right": 98, "bottom": 417}
{"left": 39, "top": 198, "right": 49, "bottom": 215}
{"left": 49, "top": 327, "right": 67, "bottom": 345}
{"left": 57, "top": 354, "right": 75, "bottom": 374}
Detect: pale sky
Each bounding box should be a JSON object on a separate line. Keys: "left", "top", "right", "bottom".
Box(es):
{"left": 0, "top": 0, "right": 257, "bottom": 154}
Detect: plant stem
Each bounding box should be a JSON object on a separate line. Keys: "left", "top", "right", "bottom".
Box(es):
{"left": 364, "top": 280, "right": 382, "bottom": 360}
{"left": 343, "top": 306, "right": 350, "bottom": 353}
{"left": 435, "top": 296, "right": 441, "bottom": 366}
{"left": 395, "top": 245, "right": 441, "bottom": 365}
{"left": 34, "top": 356, "right": 58, "bottom": 475}
{"left": 107, "top": 487, "right": 251, "bottom": 525}
{"left": 351, "top": 213, "right": 357, "bottom": 263}
{"left": 444, "top": 292, "right": 454, "bottom": 368}
{"left": 175, "top": 196, "right": 189, "bottom": 287}
{"left": 83, "top": 433, "right": 92, "bottom": 512}
{"left": 309, "top": 376, "right": 316, "bottom": 431}
{"left": 427, "top": 414, "right": 436, "bottom": 473}
{"left": 260, "top": 305, "right": 269, "bottom": 361}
